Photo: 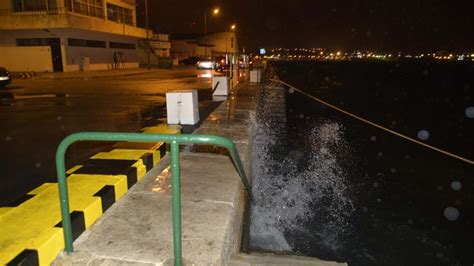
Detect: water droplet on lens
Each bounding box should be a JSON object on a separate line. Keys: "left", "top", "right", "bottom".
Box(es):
{"left": 5, "top": 136, "right": 12, "bottom": 141}
{"left": 444, "top": 207, "right": 459, "bottom": 221}
{"left": 465, "top": 106, "right": 474, "bottom": 118}
{"left": 288, "top": 88, "right": 295, "bottom": 94}
{"left": 377, "top": 152, "right": 383, "bottom": 157}
{"left": 35, "top": 162, "right": 41, "bottom": 168}
{"left": 57, "top": 116, "right": 62, "bottom": 121}
{"left": 417, "top": 130, "right": 430, "bottom": 141}
{"left": 451, "top": 181, "right": 462, "bottom": 191}
{"left": 436, "top": 185, "right": 443, "bottom": 191}
{"left": 390, "top": 168, "right": 396, "bottom": 173}
{"left": 408, "top": 219, "right": 414, "bottom": 224}
{"left": 373, "top": 182, "right": 379, "bottom": 188}
{"left": 299, "top": 114, "right": 304, "bottom": 119}
{"left": 370, "top": 136, "right": 377, "bottom": 141}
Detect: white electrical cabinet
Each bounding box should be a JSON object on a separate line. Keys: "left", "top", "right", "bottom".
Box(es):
{"left": 212, "top": 76, "right": 230, "bottom": 96}
{"left": 166, "top": 90, "right": 200, "bottom": 125}
{"left": 250, "top": 69, "right": 262, "bottom": 83}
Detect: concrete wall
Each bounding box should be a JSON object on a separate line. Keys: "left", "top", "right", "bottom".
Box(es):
{"left": 0, "top": 28, "right": 140, "bottom": 72}
{"left": 58, "top": 28, "right": 139, "bottom": 71}
{"left": 66, "top": 45, "right": 138, "bottom": 71}
{"left": 0, "top": 46, "right": 53, "bottom": 72}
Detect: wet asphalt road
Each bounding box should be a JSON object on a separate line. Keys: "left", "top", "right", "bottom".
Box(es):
{"left": 0, "top": 68, "right": 214, "bottom": 205}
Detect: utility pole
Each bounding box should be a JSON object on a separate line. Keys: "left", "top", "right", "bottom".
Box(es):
{"left": 145, "top": 0, "right": 150, "bottom": 70}
{"left": 204, "top": 12, "right": 207, "bottom": 57}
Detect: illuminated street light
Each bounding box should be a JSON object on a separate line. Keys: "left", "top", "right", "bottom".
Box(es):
{"left": 231, "top": 24, "right": 236, "bottom": 30}
{"left": 204, "top": 7, "right": 221, "bottom": 57}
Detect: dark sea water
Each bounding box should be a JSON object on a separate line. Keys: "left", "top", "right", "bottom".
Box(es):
{"left": 249, "top": 61, "right": 474, "bottom": 266}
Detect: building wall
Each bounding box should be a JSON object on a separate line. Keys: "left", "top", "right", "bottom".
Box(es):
{"left": 171, "top": 32, "right": 238, "bottom": 59}
{"left": 0, "top": 46, "right": 53, "bottom": 72}
{"left": 201, "top": 32, "right": 237, "bottom": 54}
{"left": 0, "top": 0, "right": 148, "bottom": 72}
{"left": 0, "top": 0, "right": 10, "bottom": 9}
{"left": 0, "top": 28, "right": 140, "bottom": 71}
{"left": 170, "top": 40, "right": 196, "bottom": 59}
{"left": 0, "top": 0, "right": 148, "bottom": 38}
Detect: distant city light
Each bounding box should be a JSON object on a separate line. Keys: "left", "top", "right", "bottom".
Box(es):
{"left": 259, "top": 48, "right": 266, "bottom": 55}
{"left": 260, "top": 47, "right": 471, "bottom": 62}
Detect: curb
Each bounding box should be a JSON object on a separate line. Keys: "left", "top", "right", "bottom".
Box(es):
{"left": 34, "top": 70, "right": 163, "bottom": 81}
{"left": 11, "top": 72, "right": 35, "bottom": 79}
{"left": 0, "top": 124, "right": 181, "bottom": 265}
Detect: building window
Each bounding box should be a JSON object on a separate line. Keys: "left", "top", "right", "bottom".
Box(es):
{"left": 12, "top": 0, "right": 49, "bottom": 11}
{"left": 68, "top": 38, "right": 106, "bottom": 48}
{"left": 71, "top": 0, "right": 104, "bottom": 18}
{"left": 109, "top": 41, "right": 136, "bottom": 50}
{"left": 106, "top": 3, "right": 133, "bottom": 25}
{"left": 17, "top": 38, "right": 50, "bottom": 46}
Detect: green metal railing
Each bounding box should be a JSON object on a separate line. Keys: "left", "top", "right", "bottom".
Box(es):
{"left": 56, "top": 132, "right": 254, "bottom": 266}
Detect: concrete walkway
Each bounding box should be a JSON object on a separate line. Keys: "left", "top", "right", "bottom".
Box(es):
{"left": 54, "top": 83, "right": 258, "bottom": 265}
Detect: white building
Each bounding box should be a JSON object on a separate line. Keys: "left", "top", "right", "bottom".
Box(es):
{"left": 0, "top": 0, "right": 150, "bottom": 72}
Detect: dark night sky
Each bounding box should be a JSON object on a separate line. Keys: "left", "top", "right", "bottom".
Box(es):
{"left": 136, "top": 0, "right": 474, "bottom": 53}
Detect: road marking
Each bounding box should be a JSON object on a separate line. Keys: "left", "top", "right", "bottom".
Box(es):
{"left": 0, "top": 124, "right": 181, "bottom": 265}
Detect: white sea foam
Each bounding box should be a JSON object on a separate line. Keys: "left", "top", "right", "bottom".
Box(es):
{"left": 249, "top": 104, "right": 354, "bottom": 253}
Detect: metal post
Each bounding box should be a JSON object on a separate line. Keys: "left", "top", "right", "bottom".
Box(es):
{"left": 204, "top": 12, "right": 207, "bottom": 57}
{"left": 56, "top": 144, "right": 74, "bottom": 253}
{"left": 170, "top": 141, "right": 182, "bottom": 266}
{"left": 145, "top": 0, "right": 150, "bottom": 70}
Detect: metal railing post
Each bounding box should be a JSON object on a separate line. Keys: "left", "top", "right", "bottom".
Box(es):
{"left": 56, "top": 140, "right": 74, "bottom": 254}
{"left": 170, "top": 141, "right": 183, "bottom": 266}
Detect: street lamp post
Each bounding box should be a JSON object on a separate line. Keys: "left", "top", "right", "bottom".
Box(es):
{"left": 204, "top": 8, "right": 219, "bottom": 57}
{"left": 145, "top": 0, "right": 150, "bottom": 70}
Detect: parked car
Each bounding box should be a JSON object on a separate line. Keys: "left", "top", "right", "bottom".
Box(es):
{"left": 196, "top": 58, "right": 216, "bottom": 70}
{"left": 0, "top": 67, "right": 12, "bottom": 88}
{"left": 179, "top": 56, "right": 200, "bottom": 66}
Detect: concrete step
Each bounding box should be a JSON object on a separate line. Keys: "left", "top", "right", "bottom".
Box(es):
{"left": 228, "top": 252, "right": 347, "bottom": 266}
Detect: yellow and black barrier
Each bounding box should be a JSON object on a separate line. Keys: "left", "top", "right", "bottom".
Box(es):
{"left": 0, "top": 125, "right": 180, "bottom": 265}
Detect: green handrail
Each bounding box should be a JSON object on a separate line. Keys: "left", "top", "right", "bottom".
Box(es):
{"left": 55, "top": 132, "right": 254, "bottom": 266}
